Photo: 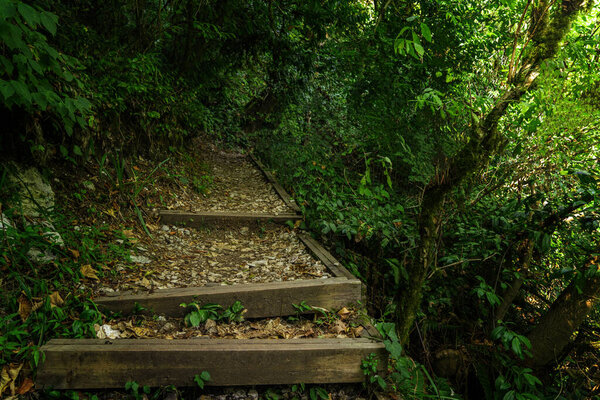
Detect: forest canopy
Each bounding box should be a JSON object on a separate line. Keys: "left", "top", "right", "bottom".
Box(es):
{"left": 1, "top": 0, "right": 600, "bottom": 398}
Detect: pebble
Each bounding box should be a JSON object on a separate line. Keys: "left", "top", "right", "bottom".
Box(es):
{"left": 159, "top": 322, "right": 176, "bottom": 334}
{"left": 131, "top": 255, "right": 152, "bottom": 264}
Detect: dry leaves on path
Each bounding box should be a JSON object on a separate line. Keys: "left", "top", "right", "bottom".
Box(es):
{"left": 81, "top": 264, "right": 99, "bottom": 280}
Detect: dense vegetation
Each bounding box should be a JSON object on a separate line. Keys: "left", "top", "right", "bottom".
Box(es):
{"left": 1, "top": 0, "right": 599, "bottom": 398}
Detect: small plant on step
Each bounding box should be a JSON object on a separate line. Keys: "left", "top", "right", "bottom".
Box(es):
{"left": 289, "top": 300, "right": 313, "bottom": 321}
{"left": 125, "top": 380, "right": 151, "bottom": 400}
{"left": 311, "top": 306, "right": 338, "bottom": 326}
{"left": 180, "top": 302, "right": 221, "bottom": 327}
{"left": 220, "top": 300, "right": 246, "bottom": 322}
{"left": 194, "top": 370, "right": 211, "bottom": 389}
{"left": 180, "top": 301, "right": 246, "bottom": 327}
{"left": 291, "top": 384, "right": 330, "bottom": 400}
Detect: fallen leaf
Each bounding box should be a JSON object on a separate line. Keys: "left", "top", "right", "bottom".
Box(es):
{"left": 104, "top": 208, "right": 116, "bottom": 218}
{"left": 140, "top": 277, "right": 152, "bottom": 289}
{"left": 49, "top": 291, "right": 64, "bottom": 308}
{"left": 69, "top": 248, "right": 80, "bottom": 259}
{"left": 129, "top": 326, "right": 151, "bottom": 338}
{"left": 16, "top": 377, "right": 34, "bottom": 395}
{"left": 337, "top": 307, "right": 351, "bottom": 320}
{"left": 122, "top": 229, "right": 135, "bottom": 238}
{"left": 352, "top": 326, "right": 364, "bottom": 337}
{"left": 17, "top": 295, "right": 32, "bottom": 322}
{"left": 0, "top": 366, "right": 10, "bottom": 396}
{"left": 0, "top": 363, "right": 22, "bottom": 397}
{"left": 333, "top": 320, "right": 347, "bottom": 334}
{"left": 81, "top": 264, "right": 99, "bottom": 280}
{"left": 146, "top": 223, "right": 158, "bottom": 232}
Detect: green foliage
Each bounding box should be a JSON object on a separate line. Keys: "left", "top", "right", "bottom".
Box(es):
{"left": 0, "top": 0, "right": 599, "bottom": 398}
{"left": 0, "top": 0, "right": 91, "bottom": 136}
{"left": 491, "top": 324, "right": 532, "bottom": 361}
{"left": 193, "top": 371, "right": 211, "bottom": 389}
{"left": 373, "top": 322, "right": 460, "bottom": 399}
{"left": 180, "top": 300, "right": 245, "bottom": 327}
{"left": 125, "top": 381, "right": 151, "bottom": 400}
{"left": 290, "top": 384, "right": 329, "bottom": 400}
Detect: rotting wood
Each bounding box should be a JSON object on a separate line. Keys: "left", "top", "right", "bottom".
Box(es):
{"left": 298, "top": 233, "right": 357, "bottom": 280}
{"left": 249, "top": 153, "right": 302, "bottom": 213}
{"left": 95, "top": 278, "right": 361, "bottom": 318}
{"left": 159, "top": 210, "right": 302, "bottom": 226}
{"left": 37, "top": 338, "right": 387, "bottom": 389}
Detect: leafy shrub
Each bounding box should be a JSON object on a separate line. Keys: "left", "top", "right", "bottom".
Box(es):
{"left": 0, "top": 0, "right": 91, "bottom": 137}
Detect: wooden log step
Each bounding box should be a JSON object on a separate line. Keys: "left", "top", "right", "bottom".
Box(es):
{"left": 159, "top": 210, "right": 302, "bottom": 226}
{"left": 298, "top": 233, "right": 357, "bottom": 280}
{"left": 249, "top": 154, "right": 302, "bottom": 213}
{"left": 95, "top": 278, "right": 362, "bottom": 318}
{"left": 37, "top": 338, "right": 387, "bottom": 389}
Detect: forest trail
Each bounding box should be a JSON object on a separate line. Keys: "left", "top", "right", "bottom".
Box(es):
{"left": 36, "top": 149, "right": 385, "bottom": 392}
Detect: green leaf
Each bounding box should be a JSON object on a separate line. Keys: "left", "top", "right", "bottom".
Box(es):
{"left": 0, "top": 55, "right": 13, "bottom": 75}
{"left": 17, "top": 2, "right": 39, "bottom": 27}
{"left": 60, "top": 145, "right": 68, "bottom": 158}
{"left": 511, "top": 337, "right": 522, "bottom": 356}
{"left": 11, "top": 80, "right": 31, "bottom": 105}
{"left": 194, "top": 374, "right": 205, "bottom": 389}
{"left": 200, "top": 370, "right": 211, "bottom": 381}
{"left": 40, "top": 11, "right": 58, "bottom": 35}
{"left": 420, "top": 23, "right": 432, "bottom": 42}
{"left": 413, "top": 42, "right": 424, "bottom": 58}
{"left": 73, "top": 145, "right": 83, "bottom": 156}
{"left": 0, "top": 2, "right": 17, "bottom": 19}
{"left": 33, "top": 349, "right": 40, "bottom": 366}
{"left": 384, "top": 339, "right": 403, "bottom": 359}
{"left": 189, "top": 311, "right": 201, "bottom": 327}
{"left": 0, "top": 80, "right": 15, "bottom": 100}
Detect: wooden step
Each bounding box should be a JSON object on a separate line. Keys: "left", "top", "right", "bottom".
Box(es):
{"left": 95, "top": 277, "right": 361, "bottom": 318}
{"left": 159, "top": 210, "right": 302, "bottom": 227}
{"left": 37, "top": 338, "right": 386, "bottom": 389}
{"left": 249, "top": 153, "right": 302, "bottom": 213}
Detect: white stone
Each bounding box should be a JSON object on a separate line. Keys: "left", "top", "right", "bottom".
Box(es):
{"left": 27, "top": 247, "right": 56, "bottom": 264}
{"left": 8, "top": 164, "right": 55, "bottom": 217}
{"left": 130, "top": 255, "right": 152, "bottom": 264}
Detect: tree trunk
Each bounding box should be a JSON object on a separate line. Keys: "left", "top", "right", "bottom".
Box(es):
{"left": 394, "top": 197, "right": 442, "bottom": 344}
{"left": 527, "top": 258, "right": 600, "bottom": 367}
{"left": 495, "top": 239, "right": 534, "bottom": 322}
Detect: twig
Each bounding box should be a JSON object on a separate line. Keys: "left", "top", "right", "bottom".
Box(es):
{"left": 508, "top": 0, "right": 533, "bottom": 82}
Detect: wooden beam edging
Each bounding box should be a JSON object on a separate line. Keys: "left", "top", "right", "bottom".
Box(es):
{"left": 95, "top": 277, "right": 361, "bottom": 318}
{"left": 249, "top": 153, "right": 302, "bottom": 214}
{"left": 37, "top": 338, "right": 387, "bottom": 389}
{"left": 297, "top": 233, "right": 357, "bottom": 280}
{"left": 159, "top": 210, "right": 302, "bottom": 227}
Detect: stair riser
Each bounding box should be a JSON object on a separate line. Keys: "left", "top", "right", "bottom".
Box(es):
{"left": 37, "top": 339, "right": 386, "bottom": 389}
{"left": 95, "top": 278, "right": 362, "bottom": 318}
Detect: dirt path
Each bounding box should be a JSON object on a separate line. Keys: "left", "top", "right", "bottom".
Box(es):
{"left": 91, "top": 223, "right": 330, "bottom": 295}
{"left": 165, "top": 148, "right": 293, "bottom": 214}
